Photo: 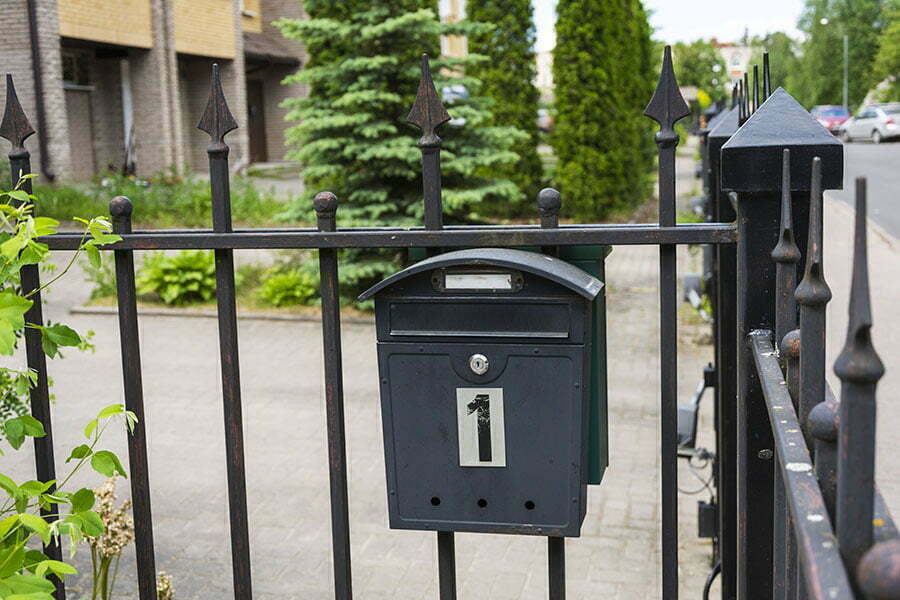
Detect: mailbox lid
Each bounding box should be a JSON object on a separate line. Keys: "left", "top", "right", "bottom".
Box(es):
{"left": 358, "top": 248, "right": 604, "bottom": 301}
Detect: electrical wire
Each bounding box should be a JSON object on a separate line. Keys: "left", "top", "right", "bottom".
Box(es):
{"left": 678, "top": 449, "right": 715, "bottom": 496}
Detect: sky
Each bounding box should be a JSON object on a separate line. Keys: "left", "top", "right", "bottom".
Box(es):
{"left": 533, "top": 0, "right": 806, "bottom": 52}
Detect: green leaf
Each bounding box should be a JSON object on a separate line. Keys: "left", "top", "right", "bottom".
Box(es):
{"left": 0, "top": 544, "right": 25, "bottom": 578}
{"left": 18, "top": 481, "right": 53, "bottom": 498}
{"left": 6, "top": 190, "right": 30, "bottom": 203}
{"left": 34, "top": 559, "right": 76, "bottom": 579}
{"left": 84, "top": 244, "right": 100, "bottom": 270}
{"left": 69, "top": 488, "right": 94, "bottom": 513}
{"left": 90, "top": 451, "right": 126, "bottom": 478}
{"left": 41, "top": 324, "right": 81, "bottom": 349}
{"left": 96, "top": 404, "right": 124, "bottom": 419}
{"left": 16, "top": 416, "right": 44, "bottom": 438}
{"left": 4, "top": 419, "right": 25, "bottom": 450}
{"left": 69, "top": 511, "right": 103, "bottom": 537}
{"left": 17, "top": 514, "right": 50, "bottom": 545}
{"left": 0, "top": 292, "right": 32, "bottom": 355}
{"left": 2, "top": 572, "right": 56, "bottom": 595}
{"left": 65, "top": 444, "right": 91, "bottom": 463}
{"left": 0, "top": 474, "right": 19, "bottom": 498}
{"left": 83, "top": 419, "right": 98, "bottom": 439}
{"left": 22, "top": 550, "right": 49, "bottom": 572}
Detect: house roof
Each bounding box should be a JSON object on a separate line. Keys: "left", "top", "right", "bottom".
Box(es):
{"left": 243, "top": 32, "right": 300, "bottom": 66}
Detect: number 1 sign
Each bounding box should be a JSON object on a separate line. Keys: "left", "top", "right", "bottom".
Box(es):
{"left": 456, "top": 388, "right": 506, "bottom": 467}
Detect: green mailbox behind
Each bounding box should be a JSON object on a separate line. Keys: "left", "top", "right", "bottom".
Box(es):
{"left": 409, "top": 245, "right": 610, "bottom": 484}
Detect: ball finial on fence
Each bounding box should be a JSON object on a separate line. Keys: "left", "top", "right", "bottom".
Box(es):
{"left": 537, "top": 188, "right": 561, "bottom": 218}
{"left": 109, "top": 196, "right": 133, "bottom": 219}
{"left": 808, "top": 399, "right": 838, "bottom": 443}
{"left": 314, "top": 191, "right": 339, "bottom": 232}
{"left": 858, "top": 539, "right": 900, "bottom": 600}
{"left": 780, "top": 329, "right": 801, "bottom": 360}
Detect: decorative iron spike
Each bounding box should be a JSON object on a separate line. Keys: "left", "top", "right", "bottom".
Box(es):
{"left": 753, "top": 65, "right": 760, "bottom": 113}
{"left": 0, "top": 74, "right": 35, "bottom": 154}
{"left": 771, "top": 149, "right": 800, "bottom": 264}
{"left": 197, "top": 64, "right": 238, "bottom": 147}
{"left": 833, "top": 178, "right": 885, "bottom": 384}
{"left": 406, "top": 54, "right": 451, "bottom": 147}
{"left": 736, "top": 80, "right": 744, "bottom": 121}
{"left": 795, "top": 157, "right": 832, "bottom": 307}
{"left": 732, "top": 83, "right": 738, "bottom": 108}
{"left": 763, "top": 52, "right": 772, "bottom": 99}
{"left": 643, "top": 46, "right": 690, "bottom": 133}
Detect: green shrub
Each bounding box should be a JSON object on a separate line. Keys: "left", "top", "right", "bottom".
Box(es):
{"left": 32, "top": 166, "right": 284, "bottom": 228}
{"left": 257, "top": 269, "right": 319, "bottom": 307}
{"left": 83, "top": 257, "right": 118, "bottom": 300}
{"left": 136, "top": 250, "right": 216, "bottom": 306}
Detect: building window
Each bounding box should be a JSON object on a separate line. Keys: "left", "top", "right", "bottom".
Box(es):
{"left": 62, "top": 50, "right": 91, "bottom": 86}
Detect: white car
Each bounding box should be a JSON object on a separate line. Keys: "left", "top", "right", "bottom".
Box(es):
{"left": 839, "top": 103, "right": 900, "bottom": 143}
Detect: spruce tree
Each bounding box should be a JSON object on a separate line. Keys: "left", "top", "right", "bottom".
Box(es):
{"left": 553, "top": 0, "right": 655, "bottom": 220}
{"left": 466, "top": 0, "right": 543, "bottom": 209}
{"left": 276, "top": 3, "right": 522, "bottom": 298}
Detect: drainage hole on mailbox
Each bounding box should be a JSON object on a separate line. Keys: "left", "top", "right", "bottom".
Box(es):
{"left": 524, "top": 500, "right": 536, "bottom": 510}
{"left": 477, "top": 498, "right": 488, "bottom": 508}
{"left": 430, "top": 496, "right": 441, "bottom": 506}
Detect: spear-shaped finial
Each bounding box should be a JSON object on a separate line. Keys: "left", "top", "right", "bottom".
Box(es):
{"left": 772, "top": 149, "right": 800, "bottom": 263}
{"left": 795, "top": 157, "right": 832, "bottom": 309}
{"left": 0, "top": 74, "right": 35, "bottom": 155}
{"left": 732, "top": 83, "right": 738, "bottom": 109}
{"left": 407, "top": 54, "right": 451, "bottom": 231}
{"left": 197, "top": 64, "right": 238, "bottom": 150}
{"left": 834, "top": 178, "right": 884, "bottom": 385}
{"left": 407, "top": 54, "right": 451, "bottom": 148}
{"left": 644, "top": 46, "right": 690, "bottom": 139}
{"left": 763, "top": 52, "right": 772, "bottom": 99}
{"left": 740, "top": 72, "right": 750, "bottom": 125}
{"left": 772, "top": 149, "right": 801, "bottom": 346}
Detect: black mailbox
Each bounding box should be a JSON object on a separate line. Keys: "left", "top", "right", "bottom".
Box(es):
{"left": 359, "top": 248, "right": 603, "bottom": 536}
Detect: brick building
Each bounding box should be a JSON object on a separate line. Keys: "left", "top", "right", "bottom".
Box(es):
{"left": 0, "top": 0, "right": 306, "bottom": 180}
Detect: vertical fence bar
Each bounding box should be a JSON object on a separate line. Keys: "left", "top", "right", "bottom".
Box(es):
{"left": 538, "top": 188, "right": 566, "bottom": 599}
{"left": 0, "top": 74, "right": 65, "bottom": 600}
{"left": 763, "top": 53, "right": 772, "bottom": 100}
{"left": 709, "top": 104, "right": 739, "bottom": 599}
{"left": 772, "top": 149, "right": 800, "bottom": 351}
{"left": 548, "top": 537, "right": 566, "bottom": 600}
{"left": 835, "top": 178, "right": 884, "bottom": 574}
{"left": 752, "top": 65, "right": 760, "bottom": 114}
{"left": 779, "top": 329, "right": 800, "bottom": 600}
{"left": 771, "top": 152, "right": 800, "bottom": 599}
{"left": 110, "top": 196, "right": 158, "bottom": 600}
{"left": 314, "top": 191, "right": 353, "bottom": 600}
{"left": 644, "top": 46, "right": 690, "bottom": 600}
{"left": 197, "top": 64, "right": 252, "bottom": 600}
{"left": 407, "top": 53, "right": 456, "bottom": 600}
{"left": 795, "top": 158, "right": 831, "bottom": 443}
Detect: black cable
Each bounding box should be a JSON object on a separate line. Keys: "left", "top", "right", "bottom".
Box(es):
{"left": 703, "top": 561, "right": 721, "bottom": 600}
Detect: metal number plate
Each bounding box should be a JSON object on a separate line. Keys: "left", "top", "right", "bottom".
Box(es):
{"left": 456, "top": 388, "right": 506, "bottom": 467}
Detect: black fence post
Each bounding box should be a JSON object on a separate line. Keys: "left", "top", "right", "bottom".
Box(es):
{"left": 0, "top": 73, "right": 65, "bottom": 600}
{"left": 197, "top": 64, "right": 253, "bottom": 600}
{"left": 834, "top": 178, "right": 884, "bottom": 578}
{"left": 708, "top": 102, "right": 740, "bottom": 600}
{"left": 110, "top": 196, "right": 159, "bottom": 600}
{"left": 644, "top": 46, "right": 691, "bottom": 600}
{"left": 720, "top": 86, "right": 842, "bottom": 599}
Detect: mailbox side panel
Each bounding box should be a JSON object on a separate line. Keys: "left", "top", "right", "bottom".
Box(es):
{"left": 376, "top": 341, "right": 587, "bottom": 536}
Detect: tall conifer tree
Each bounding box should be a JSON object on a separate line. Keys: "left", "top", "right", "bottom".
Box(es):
{"left": 552, "top": 0, "right": 655, "bottom": 220}
{"left": 467, "top": 0, "right": 543, "bottom": 207}
{"left": 277, "top": 3, "right": 523, "bottom": 297}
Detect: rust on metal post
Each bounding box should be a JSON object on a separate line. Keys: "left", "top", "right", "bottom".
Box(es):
{"left": 771, "top": 149, "right": 801, "bottom": 354}
{"left": 834, "top": 177, "right": 884, "bottom": 572}
{"left": 110, "top": 196, "right": 158, "bottom": 600}
{"left": 794, "top": 158, "right": 831, "bottom": 443}
{"left": 780, "top": 329, "right": 801, "bottom": 405}
{"left": 763, "top": 53, "right": 772, "bottom": 99}
{"left": 644, "top": 45, "right": 690, "bottom": 600}
{"left": 407, "top": 53, "right": 451, "bottom": 231}
{"left": 198, "top": 64, "right": 253, "bottom": 600}
{"left": 314, "top": 191, "right": 353, "bottom": 600}
{"left": 858, "top": 539, "right": 900, "bottom": 600}
{"left": 1, "top": 73, "right": 65, "bottom": 600}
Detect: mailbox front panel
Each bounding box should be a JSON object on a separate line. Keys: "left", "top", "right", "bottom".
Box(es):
{"left": 377, "top": 342, "right": 589, "bottom": 536}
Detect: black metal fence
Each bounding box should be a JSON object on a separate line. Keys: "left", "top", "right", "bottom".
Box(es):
{"left": 1, "top": 44, "right": 897, "bottom": 600}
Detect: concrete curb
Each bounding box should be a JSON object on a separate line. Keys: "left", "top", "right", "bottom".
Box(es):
{"left": 826, "top": 196, "right": 898, "bottom": 251}
{"left": 69, "top": 305, "right": 376, "bottom": 324}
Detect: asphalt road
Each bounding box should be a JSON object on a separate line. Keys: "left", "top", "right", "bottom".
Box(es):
{"left": 827, "top": 141, "right": 900, "bottom": 238}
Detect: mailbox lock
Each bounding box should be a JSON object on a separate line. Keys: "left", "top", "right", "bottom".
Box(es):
{"left": 468, "top": 354, "right": 489, "bottom": 375}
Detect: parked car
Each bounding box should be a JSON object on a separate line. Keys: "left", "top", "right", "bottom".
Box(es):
{"left": 838, "top": 103, "right": 900, "bottom": 143}
{"left": 811, "top": 105, "right": 850, "bottom": 135}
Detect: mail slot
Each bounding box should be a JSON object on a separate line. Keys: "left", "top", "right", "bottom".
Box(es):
{"left": 359, "top": 248, "right": 604, "bottom": 536}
